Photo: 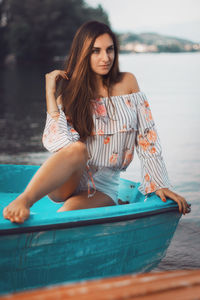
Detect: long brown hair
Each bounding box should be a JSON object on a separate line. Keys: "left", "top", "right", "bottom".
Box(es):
{"left": 58, "top": 21, "right": 122, "bottom": 140}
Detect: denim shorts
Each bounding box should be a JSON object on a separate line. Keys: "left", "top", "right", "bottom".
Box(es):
{"left": 76, "top": 167, "right": 121, "bottom": 205}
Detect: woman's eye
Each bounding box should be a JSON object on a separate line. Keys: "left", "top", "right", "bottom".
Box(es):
{"left": 91, "top": 48, "right": 114, "bottom": 54}
{"left": 107, "top": 47, "right": 114, "bottom": 53}
{"left": 92, "top": 49, "right": 99, "bottom": 54}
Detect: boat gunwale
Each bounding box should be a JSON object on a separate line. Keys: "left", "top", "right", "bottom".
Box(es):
{"left": 0, "top": 206, "right": 180, "bottom": 236}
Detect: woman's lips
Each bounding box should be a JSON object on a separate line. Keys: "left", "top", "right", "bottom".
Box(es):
{"left": 99, "top": 65, "right": 110, "bottom": 68}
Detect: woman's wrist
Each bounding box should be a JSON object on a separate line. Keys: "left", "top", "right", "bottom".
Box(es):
{"left": 46, "top": 89, "right": 56, "bottom": 96}
{"left": 46, "top": 90, "right": 59, "bottom": 114}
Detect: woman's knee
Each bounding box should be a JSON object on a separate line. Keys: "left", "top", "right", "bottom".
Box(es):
{"left": 48, "top": 190, "right": 72, "bottom": 202}
{"left": 74, "top": 141, "right": 88, "bottom": 161}
{"left": 48, "top": 185, "right": 74, "bottom": 202}
{"left": 48, "top": 168, "right": 84, "bottom": 203}
{"left": 63, "top": 141, "right": 88, "bottom": 163}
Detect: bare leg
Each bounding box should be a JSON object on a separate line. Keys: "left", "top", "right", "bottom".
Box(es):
{"left": 3, "top": 142, "right": 88, "bottom": 223}
{"left": 57, "top": 190, "right": 116, "bottom": 212}
{"left": 47, "top": 168, "right": 85, "bottom": 202}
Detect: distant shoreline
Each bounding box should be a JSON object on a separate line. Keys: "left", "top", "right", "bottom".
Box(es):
{"left": 118, "top": 31, "right": 200, "bottom": 54}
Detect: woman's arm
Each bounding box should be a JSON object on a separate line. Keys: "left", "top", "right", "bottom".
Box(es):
{"left": 45, "top": 70, "right": 68, "bottom": 120}
{"left": 134, "top": 90, "right": 191, "bottom": 215}
{"left": 42, "top": 70, "right": 80, "bottom": 153}
{"left": 46, "top": 91, "right": 60, "bottom": 120}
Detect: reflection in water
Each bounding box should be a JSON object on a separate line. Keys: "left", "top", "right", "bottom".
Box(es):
{"left": 155, "top": 219, "right": 200, "bottom": 271}
{"left": 0, "top": 62, "right": 62, "bottom": 155}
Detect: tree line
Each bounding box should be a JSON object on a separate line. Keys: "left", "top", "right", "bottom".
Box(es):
{"left": 0, "top": 0, "right": 110, "bottom": 64}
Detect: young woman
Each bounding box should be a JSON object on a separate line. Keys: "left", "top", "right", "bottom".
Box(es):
{"left": 3, "top": 21, "right": 191, "bottom": 223}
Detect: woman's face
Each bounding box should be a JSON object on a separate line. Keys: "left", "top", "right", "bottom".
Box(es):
{"left": 90, "top": 33, "right": 115, "bottom": 76}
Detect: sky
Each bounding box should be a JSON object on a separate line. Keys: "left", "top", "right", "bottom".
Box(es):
{"left": 86, "top": 0, "right": 200, "bottom": 43}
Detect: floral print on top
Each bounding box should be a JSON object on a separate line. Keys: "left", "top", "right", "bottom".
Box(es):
{"left": 42, "top": 91, "right": 171, "bottom": 195}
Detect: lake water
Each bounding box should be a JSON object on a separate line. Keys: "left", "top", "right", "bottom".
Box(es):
{"left": 0, "top": 52, "right": 200, "bottom": 271}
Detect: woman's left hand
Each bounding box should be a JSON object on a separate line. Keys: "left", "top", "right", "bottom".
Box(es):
{"left": 155, "top": 188, "right": 191, "bottom": 215}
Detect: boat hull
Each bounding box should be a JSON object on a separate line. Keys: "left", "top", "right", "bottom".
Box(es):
{"left": 0, "top": 164, "right": 181, "bottom": 295}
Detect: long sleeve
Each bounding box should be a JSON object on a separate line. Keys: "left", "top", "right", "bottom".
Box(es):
{"left": 42, "top": 104, "right": 80, "bottom": 153}
{"left": 135, "top": 92, "right": 172, "bottom": 195}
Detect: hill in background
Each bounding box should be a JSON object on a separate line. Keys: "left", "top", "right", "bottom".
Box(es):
{"left": 118, "top": 32, "right": 200, "bottom": 53}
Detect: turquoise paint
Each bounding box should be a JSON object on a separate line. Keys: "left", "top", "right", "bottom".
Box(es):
{"left": 0, "top": 164, "right": 181, "bottom": 295}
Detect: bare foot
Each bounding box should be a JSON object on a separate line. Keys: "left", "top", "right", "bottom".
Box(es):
{"left": 3, "top": 193, "right": 30, "bottom": 223}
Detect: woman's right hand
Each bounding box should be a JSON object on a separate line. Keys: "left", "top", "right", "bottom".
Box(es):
{"left": 45, "top": 70, "right": 69, "bottom": 95}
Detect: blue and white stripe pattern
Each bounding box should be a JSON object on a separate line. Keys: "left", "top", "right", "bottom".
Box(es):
{"left": 42, "top": 106, "right": 80, "bottom": 153}
{"left": 42, "top": 91, "right": 171, "bottom": 195}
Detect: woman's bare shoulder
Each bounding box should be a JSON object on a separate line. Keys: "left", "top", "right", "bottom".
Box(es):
{"left": 120, "top": 72, "right": 140, "bottom": 94}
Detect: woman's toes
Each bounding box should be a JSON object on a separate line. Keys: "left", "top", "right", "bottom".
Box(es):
{"left": 10, "top": 213, "right": 17, "bottom": 222}
{"left": 3, "top": 207, "right": 15, "bottom": 220}
{"left": 4, "top": 212, "right": 12, "bottom": 220}
{"left": 18, "top": 214, "right": 27, "bottom": 223}
{"left": 3, "top": 207, "right": 9, "bottom": 218}
{"left": 14, "top": 216, "right": 21, "bottom": 223}
{"left": 6, "top": 210, "right": 17, "bottom": 222}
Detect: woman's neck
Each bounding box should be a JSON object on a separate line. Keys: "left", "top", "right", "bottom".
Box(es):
{"left": 95, "top": 74, "right": 103, "bottom": 88}
{"left": 94, "top": 74, "right": 109, "bottom": 98}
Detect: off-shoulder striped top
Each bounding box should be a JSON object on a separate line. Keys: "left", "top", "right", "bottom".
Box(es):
{"left": 42, "top": 91, "right": 171, "bottom": 195}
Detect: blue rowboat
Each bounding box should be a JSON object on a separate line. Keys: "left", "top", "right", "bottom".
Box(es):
{"left": 0, "top": 164, "right": 181, "bottom": 295}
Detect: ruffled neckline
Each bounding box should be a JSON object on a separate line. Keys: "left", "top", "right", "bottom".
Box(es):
{"left": 95, "top": 91, "right": 143, "bottom": 101}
